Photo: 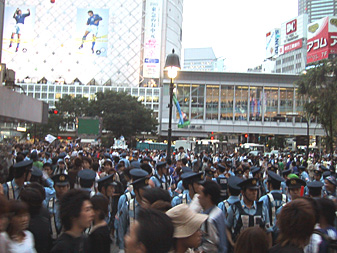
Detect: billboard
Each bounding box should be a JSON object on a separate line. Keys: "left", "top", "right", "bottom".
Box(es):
{"left": 142, "top": 0, "right": 163, "bottom": 79}
{"left": 1, "top": 0, "right": 143, "bottom": 86}
{"left": 279, "top": 39, "right": 303, "bottom": 55}
{"left": 280, "top": 14, "right": 308, "bottom": 45}
{"left": 266, "top": 28, "right": 280, "bottom": 59}
{"left": 2, "top": 6, "right": 36, "bottom": 53}
{"left": 76, "top": 8, "right": 109, "bottom": 57}
{"left": 307, "top": 16, "right": 337, "bottom": 64}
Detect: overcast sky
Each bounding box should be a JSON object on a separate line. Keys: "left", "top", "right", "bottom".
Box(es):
{"left": 182, "top": 0, "right": 298, "bottom": 72}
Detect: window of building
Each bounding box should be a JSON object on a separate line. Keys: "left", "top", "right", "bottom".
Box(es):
{"left": 234, "top": 86, "right": 248, "bottom": 121}
{"left": 76, "top": 87, "right": 82, "bottom": 93}
{"left": 62, "top": 86, "right": 68, "bottom": 92}
{"left": 48, "top": 93, "right": 54, "bottom": 99}
{"left": 249, "top": 87, "right": 263, "bottom": 121}
{"left": 264, "top": 87, "right": 278, "bottom": 121}
{"left": 177, "top": 84, "right": 192, "bottom": 120}
{"left": 206, "top": 85, "right": 219, "bottom": 120}
{"left": 220, "top": 85, "right": 234, "bottom": 120}
{"left": 296, "top": 63, "right": 302, "bottom": 69}
{"left": 280, "top": 88, "right": 294, "bottom": 120}
{"left": 41, "top": 93, "right": 47, "bottom": 99}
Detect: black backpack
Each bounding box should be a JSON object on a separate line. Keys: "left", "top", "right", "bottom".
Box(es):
{"left": 313, "top": 229, "right": 337, "bottom": 253}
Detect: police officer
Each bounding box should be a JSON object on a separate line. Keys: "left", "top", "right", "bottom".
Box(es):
{"left": 299, "top": 165, "right": 309, "bottom": 182}
{"left": 259, "top": 171, "right": 287, "bottom": 227}
{"left": 226, "top": 178, "right": 272, "bottom": 247}
{"left": 3, "top": 160, "right": 33, "bottom": 200}
{"left": 48, "top": 174, "right": 70, "bottom": 240}
{"left": 150, "top": 161, "right": 172, "bottom": 192}
{"left": 324, "top": 176, "right": 337, "bottom": 199}
{"left": 171, "top": 171, "right": 203, "bottom": 207}
{"left": 118, "top": 170, "right": 149, "bottom": 251}
{"left": 218, "top": 176, "right": 242, "bottom": 217}
{"left": 307, "top": 181, "right": 324, "bottom": 199}
{"left": 251, "top": 166, "right": 266, "bottom": 199}
{"left": 214, "top": 164, "right": 229, "bottom": 201}
{"left": 280, "top": 169, "right": 291, "bottom": 194}
{"left": 30, "top": 167, "right": 56, "bottom": 203}
{"left": 77, "top": 169, "right": 96, "bottom": 197}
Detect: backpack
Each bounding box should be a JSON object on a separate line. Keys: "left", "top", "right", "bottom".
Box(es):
{"left": 313, "top": 229, "right": 337, "bottom": 253}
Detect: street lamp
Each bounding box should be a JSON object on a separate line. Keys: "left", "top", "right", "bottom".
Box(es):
{"left": 164, "top": 49, "right": 181, "bottom": 160}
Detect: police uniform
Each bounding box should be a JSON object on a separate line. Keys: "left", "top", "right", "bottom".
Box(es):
{"left": 3, "top": 160, "right": 33, "bottom": 200}
{"left": 251, "top": 167, "right": 266, "bottom": 199}
{"left": 78, "top": 169, "right": 96, "bottom": 197}
{"left": 307, "top": 180, "right": 324, "bottom": 199}
{"left": 226, "top": 178, "right": 272, "bottom": 242}
{"left": 214, "top": 164, "right": 229, "bottom": 201}
{"left": 118, "top": 171, "right": 149, "bottom": 250}
{"left": 218, "top": 176, "right": 242, "bottom": 218}
{"left": 48, "top": 174, "right": 69, "bottom": 240}
{"left": 324, "top": 176, "right": 337, "bottom": 199}
{"left": 150, "top": 161, "right": 172, "bottom": 192}
{"left": 31, "top": 167, "right": 56, "bottom": 204}
{"left": 280, "top": 169, "right": 292, "bottom": 194}
{"left": 259, "top": 171, "right": 287, "bottom": 227}
{"left": 171, "top": 171, "right": 203, "bottom": 207}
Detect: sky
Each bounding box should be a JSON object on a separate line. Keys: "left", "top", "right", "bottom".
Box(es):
{"left": 182, "top": 0, "right": 298, "bottom": 72}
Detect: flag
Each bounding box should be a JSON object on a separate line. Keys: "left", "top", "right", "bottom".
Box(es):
{"left": 45, "top": 134, "right": 57, "bottom": 143}
{"left": 173, "top": 94, "right": 190, "bottom": 128}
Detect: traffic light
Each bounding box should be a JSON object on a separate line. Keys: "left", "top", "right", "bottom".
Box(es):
{"left": 210, "top": 131, "right": 214, "bottom": 140}
{"left": 49, "top": 109, "right": 59, "bottom": 114}
{"left": 244, "top": 134, "right": 248, "bottom": 138}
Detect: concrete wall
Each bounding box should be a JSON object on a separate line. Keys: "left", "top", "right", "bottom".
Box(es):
{"left": 0, "top": 86, "right": 48, "bottom": 124}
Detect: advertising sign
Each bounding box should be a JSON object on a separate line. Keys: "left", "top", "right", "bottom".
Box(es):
{"left": 76, "top": 8, "right": 109, "bottom": 57}
{"left": 142, "top": 0, "right": 163, "bottom": 78}
{"left": 283, "top": 39, "right": 303, "bottom": 54}
{"left": 280, "top": 14, "right": 308, "bottom": 45}
{"left": 266, "top": 28, "right": 280, "bottom": 59}
{"left": 307, "top": 16, "right": 337, "bottom": 64}
{"left": 2, "top": 6, "right": 35, "bottom": 54}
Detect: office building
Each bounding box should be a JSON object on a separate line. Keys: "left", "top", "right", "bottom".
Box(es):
{"left": 299, "top": 0, "right": 337, "bottom": 23}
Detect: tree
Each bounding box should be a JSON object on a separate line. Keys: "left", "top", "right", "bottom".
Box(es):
{"left": 88, "top": 90, "right": 158, "bottom": 138}
{"left": 297, "top": 59, "right": 337, "bottom": 154}
{"left": 56, "top": 95, "right": 90, "bottom": 124}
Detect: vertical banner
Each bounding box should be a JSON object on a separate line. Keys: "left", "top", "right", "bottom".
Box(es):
{"left": 76, "top": 8, "right": 109, "bottom": 57}
{"left": 143, "top": 0, "right": 162, "bottom": 78}
{"left": 173, "top": 94, "right": 190, "bottom": 128}
{"left": 2, "top": 6, "right": 35, "bottom": 54}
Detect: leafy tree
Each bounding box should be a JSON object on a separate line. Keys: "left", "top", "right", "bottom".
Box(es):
{"left": 297, "top": 59, "right": 337, "bottom": 153}
{"left": 56, "top": 95, "right": 90, "bottom": 123}
{"left": 88, "top": 90, "right": 158, "bottom": 138}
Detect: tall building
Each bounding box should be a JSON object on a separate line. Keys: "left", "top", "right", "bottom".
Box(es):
{"left": 1, "top": 0, "right": 183, "bottom": 87}
{"left": 183, "top": 47, "right": 225, "bottom": 72}
{"left": 299, "top": 0, "right": 337, "bottom": 23}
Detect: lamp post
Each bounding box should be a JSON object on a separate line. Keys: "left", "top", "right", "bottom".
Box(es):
{"left": 164, "top": 49, "right": 181, "bottom": 160}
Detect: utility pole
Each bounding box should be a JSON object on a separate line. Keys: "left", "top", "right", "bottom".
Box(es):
{"left": 0, "top": 0, "right": 5, "bottom": 62}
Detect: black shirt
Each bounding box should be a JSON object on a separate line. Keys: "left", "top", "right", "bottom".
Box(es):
{"left": 88, "top": 225, "right": 111, "bottom": 253}
{"left": 51, "top": 233, "right": 89, "bottom": 253}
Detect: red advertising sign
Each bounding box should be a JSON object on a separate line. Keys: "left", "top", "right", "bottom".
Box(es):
{"left": 284, "top": 39, "right": 303, "bottom": 53}
{"left": 306, "top": 17, "right": 337, "bottom": 64}
{"left": 286, "top": 19, "right": 297, "bottom": 35}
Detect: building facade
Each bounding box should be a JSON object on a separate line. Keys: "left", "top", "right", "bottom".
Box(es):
{"left": 183, "top": 47, "right": 225, "bottom": 72}
{"left": 299, "top": 0, "right": 337, "bottom": 23}
{"left": 160, "top": 71, "right": 325, "bottom": 139}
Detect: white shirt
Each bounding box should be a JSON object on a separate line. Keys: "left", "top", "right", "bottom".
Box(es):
{"left": 0, "top": 231, "right": 36, "bottom": 253}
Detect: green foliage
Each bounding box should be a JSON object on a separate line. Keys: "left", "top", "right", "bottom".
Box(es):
{"left": 88, "top": 90, "right": 158, "bottom": 138}
{"left": 297, "top": 59, "right": 337, "bottom": 153}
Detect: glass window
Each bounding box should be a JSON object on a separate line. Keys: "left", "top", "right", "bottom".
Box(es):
{"left": 190, "top": 84, "right": 204, "bottom": 120}
{"left": 55, "top": 93, "right": 61, "bottom": 99}
{"left": 140, "top": 88, "right": 145, "bottom": 96}
{"left": 177, "top": 84, "right": 192, "bottom": 121}
{"left": 42, "top": 86, "right": 47, "bottom": 92}
{"left": 35, "top": 85, "right": 41, "bottom": 91}
{"left": 264, "top": 87, "right": 279, "bottom": 121}
{"left": 84, "top": 87, "right": 89, "bottom": 93}
{"left": 220, "top": 86, "right": 234, "bottom": 120}
{"left": 249, "top": 87, "right": 263, "bottom": 121}
{"left": 235, "top": 86, "right": 248, "bottom": 121}
{"left": 76, "top": 87, "right": 82, "bottom": 93}
{"left": 28, "top": 85, "right": 34, "bottom": 91}
{"left": 41, "top": 93, "right": 47, "bottom": 99}
{"left": 35, "top": 93, "right": 40, "bottom": 99}
{"left": 90, "top": 87, "right": 96, "bottom": 93}
{"left": 280, "top": 88, "right": 294, "bottom": 113}
{"left": 206, "top": 85, "right": 219, "bottom": 120}
{"left": 48, "top": 93, "right": 54, "bottom": 99}
{"left": 70, "top": 87, "right": 75, "bottom": 93}
{"left": 62, "top": 86, "right": 68, "bottom": 92}
{"left": 97, "top": 87, "right": 103, "bottom": 92}
{"left": 56, "top": 86, "right": 61, "bottom": 92}
{"left": 49, "top": 86, "right": 54, "bottom": 92}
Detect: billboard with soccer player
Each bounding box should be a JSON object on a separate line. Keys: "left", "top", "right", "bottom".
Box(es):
{"left": 2, "top": 6, "right": 35, "bottom": 54}
{"left": 76, "top": 8, "right": 109, "bottom": 57}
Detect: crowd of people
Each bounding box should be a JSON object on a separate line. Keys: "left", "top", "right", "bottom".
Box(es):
{"left": 0, "top": 141, "right": 336, "bottom": 253}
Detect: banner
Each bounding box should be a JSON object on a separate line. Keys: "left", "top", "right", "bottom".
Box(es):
{"left": 173, "top": 94, "right": 190, "bottom": 128}
{"left": 45, "top": 134, "right": 57, "bottom": 143}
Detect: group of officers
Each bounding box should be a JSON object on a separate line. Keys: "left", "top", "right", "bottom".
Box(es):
{"left": 1, "top": 148, "right": 337, "bottom": 253}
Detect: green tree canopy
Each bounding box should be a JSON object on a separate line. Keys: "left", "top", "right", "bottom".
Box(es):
{"left": 88, "top": 90, "right": 157, "bottom": 138}
{"left": 297, "top": 59, "right": 337, "bottom": 153}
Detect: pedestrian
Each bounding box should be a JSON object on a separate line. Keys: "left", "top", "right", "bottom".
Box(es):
{"left": 51, "top": 189, "right": 94, "bottom": 252}
{"left": 88, "top": 195, "right": 111, "bottom": 253}
{"left": 125, "top": 208, "right": 174, "bottom": 253}
{"left": 234, "top": 226, "right": 270, "bottom": 253}
{"left": 166, "top": 204, "right": 208, "bottom": 253}
{"left": 269, "top": 198, "right": 316, "bottom": 252}
{"left": 0, "top": 200, "right": 36, "bottom": 252}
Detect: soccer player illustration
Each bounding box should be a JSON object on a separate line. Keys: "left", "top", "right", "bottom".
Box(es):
{"left": 79, "top": 10, "right": 102, "bottom": 54}
{"left": 9, "top": 8, "right": 30, "bottom": 52}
